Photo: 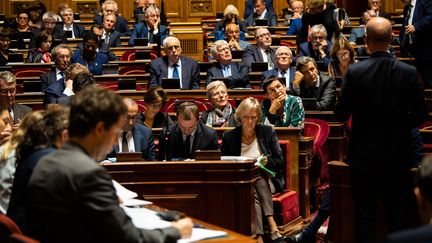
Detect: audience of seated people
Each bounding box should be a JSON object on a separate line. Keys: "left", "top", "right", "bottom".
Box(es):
{"left": 297, "top": 24, "right": 332, "bottom": 72}
{"left": 261, "top": 46, "right": 296, "bottom": 91}
{"left": 30, "top": 11, "right": 66, "bottom": 49}
{"left": 133, "top": 0, "right": 157, "bottom": 24}
{"left": 129, "top": 5, "right": 167, "bottom": 46}
{"left": 94, "top": 0, "right": 131, "bottom": 36}
{"left": 108, "top": 97, "right": 156, "bottom": 160}
{"left": 27, "top": 1, "right": 46, "bottom": 29}
{"left": 281, "top": 0, "right": 303, "bottom": 26}
{"left": 200, "top": 81, "right": 237, "bottom": 127}
{"left": 55, "top": 7, "right": 85, "bottom": 39}
{"left": 158, "top": 101, "right": 218, "bottom": 161}
{"left": 221, "top": 97, "right": 284, "bottom": 243}
{"left": 244, "top": 0, "right": 274, "bottom": 20}
{"left": 300, "top": 0, "right": 338, "bottom": 43}
{"left": 71, "top": 32, "right": 109, "bottom": 75}
{"left": 245, "top": 0, "right": 277, "bottom": 27}
{"left": 214, "top": 5, "right": 248, "bottom": 41}
{"left": 348, "top": 10, "right": 376, "bottom": 45}
{"left": 41, "top": 44, "right": 72, "bottom": 92}
{"left": 149, "top": 36, "right": 200, "bottom": 89}
{"left": 225, "top": 23, "right": 250, "bottom": 51}
{"left": 292, "top": 56, "right": 336, "bottom": 111}
{"left": 328, "top": 36, "right": 356, "bottom": 77}
{"left": 242, "top": 27, "right": 275, "bottom": 71}
{"left": 27, "top": 30, "right": 53, "bottom": 63}
{"left": 261, "top": 77, "right": 304, "bottom": 128}
{"left": 85, "top": 25, "right": 119, "bottom": 61}
{"left": 10, "top": 10, "right": 35, "bottom": 49}
{"left": 55, "top": 72, "right": 96, "bottom": 106}
{"left": 137, "top": 85, "right": 173, "bottom": 128}
{"left": 286, "top": 0, "right": 304, "bottom": 35}
{"left": 0, "top": 71, "right": 32, "bottom": 124}
{"left": 206, "top": 40, "right": 250, "bottom": 88}
{"left": 368, "top": 0, "right": 391, "bottom": 20}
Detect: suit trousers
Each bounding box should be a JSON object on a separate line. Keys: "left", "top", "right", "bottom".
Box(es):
{"left": 254, "top": 175, "right": 274, "bottom": 235}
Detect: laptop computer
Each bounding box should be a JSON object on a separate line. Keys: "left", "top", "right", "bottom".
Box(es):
{"left": 231, "top": 50, "right": 244, "bottom": 59}
{"left": 102, "top": 64, "right": 119, "bottom": 75}
{"left": 23, "top": 80, "right": 42, "bottom": 93}
{"left": 118, "top": 78, "right": 136, "bottom": 90}
{"left": 116, "top": 152, "right": 143, "bottom": 162}
{"left": 134, "top": 38, "right": 148, "bottom": 47}
{"left": 65, "top": 30, "right": 73, "bottom": 39}
{"left": 73, "top": 13, "right": 80, "bottom": 22}
{"left": 301, "top": 98, "right": 318, "bottom": 110}
{"left": 135, "top": 49, "right": 150, "bottom": 60}
{"left": 255, "top": 19, "right": 268, "bottom": 26}
{"left": 195, "top": 150, "right": 221, "bottom": 160}
{"left": 199, "top": 62, "right": 214, "bottom": 73}
{"left": 251, "top": 62, "right": 268, "bottom": 72}
{"left": 8, "top": 53, "right": 23, "bottom": 63}
{"left": 161, "top": 78, "right": 180, "bottom": 89}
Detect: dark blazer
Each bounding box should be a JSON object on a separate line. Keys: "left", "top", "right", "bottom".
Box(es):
{"left": 334, "top": 51, "right": 428, "bottom": 169}
{"left": 287, "top": 18, "right": 302, "bottom": 35}
{"left": 94, "top": 15, "right": 131, "bottom": 36}
{"left": 377, "top": 11, "right": 391, "bottom": 20}
{"left": 261, "top": 67, "right": 296, "bottom": 90}
{"left": 54, "top": 24, "right": 85, "bottom": 38}
{"left": 77, "top": 42, "right": 119, "bottom": 61}
{"left": 136, "top": 112, "right": 173, "bottom": 128}
{"left": 26, "top": 142, "right": 181, "bottom": 243}
{"left": 386, "top": 225, "right": 432, "bottom": 243}
{"left": 205, "top": 62, "right": 250, "bottom": 88}
{"left": 129, "top": 23, "right": 168, "bottom": 46}
{"left": 220, "top": 125, "right": 284, "bottom": 192}
{"left": 109, "top": 123, "right": 156, "bottom": 161}
{"left": 29, "top": 27, "right": 67, "bottom": 49}
{"left": 245, "top": 10, "right": 277, "bottom": 27}
{"left": 11, "top": 103, "right": 32, "bottom": 124}
{"left": 56, "top": 96, "right": 72, "bottom": 106}
{"left": 41, "top": 71, "right": 58, "bottom": 92}
{"left": 71, "top": 49, "right": 109, "bottom": 75}
{"left": 244, "top": 0, "right": 274, "bottom": 19}
{"left": 158, "top": 122, "right": 218, "bottom": 160}
{"left": 43, "top": 79, "right": 66, "bottom": 105}
{"left": 149, "top": 56, "right": 200, "bottom": 90}
{"left": 7, "top": 147, "right": 56, "bottom": 233}
{"left": 214, "top": 20, "right": 248, "bottom": 38}
{"left": 103, "top": 30, "right": 121, "bottom": 47}
{"left": 241, "top": 44, "right": 275, "bottom": 69}
{"left": 293, "top": 72, "right": 336, "bottom": 111}
{"left": 348, "top": 27, "right": 365, "bottom": 43}
{"left": 133, "top": 7, "right": 145, "bottom": 24}
{"left": 300, "top": 3, "right": 337, "bottom": 43}
{"left": 410, "top": 0, "right": 432, "bottom": 61}
{"left": 297, "top": 41, "right": 332, "bottom": 71}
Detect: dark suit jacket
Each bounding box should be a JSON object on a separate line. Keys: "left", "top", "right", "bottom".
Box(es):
{"left": 109, "top": 123, "right": 156, "bottom": 161}
{"left": 11, "top": 103, "right": 32, "bottom": 124}
{"left": 29, "top": 27, "right": 67, "bottom": 49}
{"left": 103, "top": 30, "right": 121, "bottom": 47}
{"left": 41, "top": 71, "right": 58, "bottom": 92}
{"left": 348, "top": 27, "right": 365, "bottom": 43}
{"left": 158, "top": 122, "right": 218, "bottom": 160}
{"left": 377, "top": 11, "right": 391, "bottom": 20}
{"left": 129, "top": 23, "right": 168, "bottom": 46}
{"left": 245, "top": 10, "right": 277, "bottom": 27}
{"left": 55, "top": 24, "right": 85, "bottom": 38}
{"left": 133, "top": 7, "right": 145, "bottom": 24}
{"left": 26, "top": 142, "right": 181, "bottom": 243}
{"left": 241, "top": 44, "right": 275, "bottom": 69}
{"left": 244, "top": 0, "right": 274, "bottom": 19}
{"left": 43, "top": 79, "right": 66, "bottom": 105}
{"left": 149, "top": 56, "right": 200, "bottom": 90}
{"left": 261, "top": 67, "right": 296, "bottom": 90}
{"left": 297, "top": 41, "right": 332, "bottom": 72}
{"left": 220, "top": 125, "right": 284, "bottom": 192}
{"left": 386, "top": 225, "right": 432, "bottom": 243}
{"left": 410, "top": 0, "right": 432, "bottom": 61}
{"left": 205, "top": 62, "right": 250, "bottom": 88}
{"left": 293, "top": 72, "right": 336, "bottom": 111}
{"left": 94, "top": 15, "right": 131, "bottom": 36}
{"left": 71, "top": 49, "right": 109, "bottom": 75}
{"left": 287, "top": 18, "right": 302, "bottom": 35}
{"left": 335, "top": 51, "right": 428, "bottom": 169}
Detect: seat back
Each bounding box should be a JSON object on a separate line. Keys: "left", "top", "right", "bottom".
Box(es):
{"left": 165, "top": 98, "right": 210, "bottom": 113}
{"left": 304, "top": 118, "right": 330, "bottom": 180}
{"left": 9, "top": 233, "right": 40, "bottom": 243}
{"left": 0, "top": 214, "right": 22, "bottom": 243}
{"left": 120, "top": 50, "right": 136, "bottom": 61}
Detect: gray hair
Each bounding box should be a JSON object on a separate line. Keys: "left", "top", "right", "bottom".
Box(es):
{"left": 234, "top": 97, "right": 262, "bottom": 124}
{"left": 145, "top": 5, "right": 160, "bottom": 17}
{"left": 102, "top": 0, "right": 119, "bottom": 13}
{"left": 210, "top": 40, "right": 229, "bottom": 57}
{"left": 275, "top": 46, "right": 292, "bottom": 57}
{"left": 162, "top": 36, "right": 180, "bottom": 47}
{"left": 254, "top": 27, "right": 269, "bottom": 38}
{"left": 51, "top": 44, "right": 72, "bottom": 60}
{"left": 206, "top": 81, "right": 227, "bottom": 99}
{"left": 308, "top": 24, "right": 327, "bottom": 39}
{"left": 42, "top": 11, "right": 59, "bottom": 22}
{"left": 0, "top": 71, "right": 16, "bottom": 84}
{"left": 296, "top": 56, "right": 316, "bottom": 72}
{"left": 60, "top": 7, "right": 73, "bottom": 16}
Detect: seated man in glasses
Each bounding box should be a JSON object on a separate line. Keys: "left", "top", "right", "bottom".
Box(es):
{"left": 30, "top": 11, "right": 67, "bottom": 48}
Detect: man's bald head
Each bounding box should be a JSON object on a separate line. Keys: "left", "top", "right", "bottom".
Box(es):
{"left": 366, "top": 17, "right": 392, "bottom": 45}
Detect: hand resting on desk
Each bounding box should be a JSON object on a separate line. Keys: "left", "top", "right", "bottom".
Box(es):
{"left": 172, "top": 218, "right": 194, "bottom": 239}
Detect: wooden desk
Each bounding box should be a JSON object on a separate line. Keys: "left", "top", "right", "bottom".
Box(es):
{"left": 104, "top": 160, "right": 260, "bottom": 236}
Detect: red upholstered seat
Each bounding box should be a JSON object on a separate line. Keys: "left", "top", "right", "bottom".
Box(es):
{"left": 121, "top": 50, "right": 136, "bottom": 61}
{"left": 304, "top": 118, "right": 330, "bottom": 180}
{"left": 0, "top": 214, "right": 22, "bottom": 243}
{"left": 9, "top": 233, "right": 40, "bottom": 243}
{"left": 165, "top": 98, "right": 210, "bottom": 113}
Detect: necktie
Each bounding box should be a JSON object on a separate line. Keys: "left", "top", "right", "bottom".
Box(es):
{"left": 172, "top": 64, "right": 179, "bottom": 79}
{"left": 222, "top": 65, "right": 230, "bottom": 77}
{"left": 183, "top": 135, "right": 191, "bottom": 159}
{"left": 280, "top": 70, "right": 286, "bottom": 78}
{"left": 266, "top": 49, "right": 274, "bottom": 68}
{"left": 105, "top": 33, "right": 110, "bottom": 45}
{"left": 121, "top": 131, "right": 129, "bottom": 152}
{"left": 59, "top": 71, "right": 64, "bottom": 81}
{"left": 148, "top": 29, "right": 154, "bottom": 43}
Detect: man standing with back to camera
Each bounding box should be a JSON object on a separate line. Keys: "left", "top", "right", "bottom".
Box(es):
{"left": 335, "top": 17, "right": 428, "bottom": 243}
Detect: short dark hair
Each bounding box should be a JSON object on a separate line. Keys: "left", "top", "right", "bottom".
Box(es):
{"left": 43, "top": 106, "right": 69, "bottom": 145}
{"left": 69, "top": 86, "right": 126, "bottom": 137}
{"left": 73, "top": 72, "right": 95, "bottom": 92}
{"left": 176, "top": 102, "right": 199, "bottom": 120}
{"left": 83, "top": 31, "right": 99, "bottom": 44}
{"left": 417, "top": 157, "right": 432, "bottom": 203}
{"left": 16, "top": 9, "right": 30, "bottom": 19}
{"left": 144, "top": 86, "right": 167, "bottom": 106}
{"left": 0, "top": 29, "right": 11, "bottom": 41}
{"left": 262, "top": 77, "right": 284, "bottom": 94}
{"left": 35, "top": 29, "right": 52, "bottom": 49}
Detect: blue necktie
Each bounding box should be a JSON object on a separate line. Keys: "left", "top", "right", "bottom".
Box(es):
{"left": 172, "top": 64, "right": 179, "bottom": 79}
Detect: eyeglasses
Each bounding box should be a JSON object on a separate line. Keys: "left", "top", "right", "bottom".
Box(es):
{"left": 44, "top": 21, "right": 56, "bottom": 27}
{"left": 18, "top": 17, "right": 29, "bottom": 20}
{"left": 337, "top": 52, "right": 350, "bottom": 59}
{"left": 0, "top": 88, "right": 16, "bottom": 95}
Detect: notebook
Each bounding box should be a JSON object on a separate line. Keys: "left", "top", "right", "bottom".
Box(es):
{"left": 161, "top": 78, "right": 180, "bottom": 89}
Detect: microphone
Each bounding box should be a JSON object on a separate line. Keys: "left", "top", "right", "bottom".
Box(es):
{"left": 214, "top": 108, "right": 224, "bottom": 118}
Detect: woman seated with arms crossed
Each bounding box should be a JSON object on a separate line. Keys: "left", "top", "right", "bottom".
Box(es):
{"left": 328, "top": 36, "right": 356, "bottom": 77}
{"left": 200, "top": 81, "right": 237, "bottom": 127}
{"left": 220, "top": 97, "right": 284, "bottom": 243}
{"left": 27, "top": 30, "right": 53, "bottom": 63}
{"left": 137, "top": 85, "right": 173, "bottom": 128}
{"left": 261, "top": 77, "right": 305, "bottom": 128}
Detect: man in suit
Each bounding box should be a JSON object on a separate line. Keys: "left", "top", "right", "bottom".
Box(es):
{"left": 400, "top": 0, "right": 432, "bottom": 88}
{"left": 245, "top": 0, "right": 277, "bottom": 27}
{"left": 244, "top": 0, "right": 274, "bottom": 19}
{"left": 71, "top": 32, "right": 109, "bottom": 75}
{"left": 41, "top": 44, "right": 72, "bottom": 92}
{"left": 109, "top": 98, "right": 156, "bottom": 160}
{"left": 101, "top": 14, "right": 121, "bottom": 47}
{"left": 129, "top": 5, "right": 167, "bottom": 46}
{"left": 29, "top": 11, "right": 67, "bottom": 49}
{"left": 149, "top": 36, "right": 200, "bottom": 89}
{"left": 56, "top": 72, "right": 96, "bottom": 106}
{"left": 0, "top": 71, "right": 32, "bottom": 124}
{"left": 261, "top": 46, "right": 296, "bottom": 91}
{"left": 134, "top": 0, "right": 157, "bottom": 24}
{"left": 225, "top": 23, "right": 250, "bottom": 51}
{"left": 242, "top": 27, "right": 275, "bottom": 71}
{"left": 206, "top": 40, "right": 250, "bottom": 88}
{"left": 94, "top": 0, "right": 131, "bottom": 36}
{"left": 26, "top": 86, "right": 193, "bottom": 243}
{"left": 56, "top": 7, "right": 85, "bottom": 39}
{"left": 297, "top": 24, "right": 332, "bottom": 72}
{"left": 292, "top": 56, "right": 336, "bottom": 111}
{"left": 368, "top": 0, "right": 391, "bottom": 20}
{"left": 348, "top": 10, "right": 376, "bottom": 44}
{"left": 158, "top": 102, "right": 218, "bottom": 161}
{"left": 335, "top": 17, "right": 428, "bottom": 243}
{"left": 87, "top": 25, "right": 119, "bottom": 61}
